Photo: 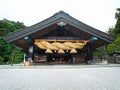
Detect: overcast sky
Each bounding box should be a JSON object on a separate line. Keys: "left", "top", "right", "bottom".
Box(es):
{"left": 0, "top": 0, "right": 120, "bottom": 32}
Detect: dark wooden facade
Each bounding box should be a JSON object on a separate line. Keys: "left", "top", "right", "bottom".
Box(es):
{"left": 3, "top": 11, "right": 115, "bottom": 64}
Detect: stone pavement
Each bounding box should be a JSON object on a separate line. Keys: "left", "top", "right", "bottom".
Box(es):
{"left": 0, "top": 64, "right": 120, "bottom": 90}
{"left": 0, "top": 62, "right": 120, "bottom": 69}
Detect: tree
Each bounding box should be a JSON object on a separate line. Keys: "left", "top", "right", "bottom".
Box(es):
{"left": 107, "top": 27, "right": 115, "bottom": 36}
{"left": 94, "top": 8, "right": 120, "bottom": 59}
{"left": 106, "top": 8, "right": 120, "bottom": 55}
{"left": 0, "top": 19, "right": 26, "bottom": 64}
{"left": 107, "top": 37, "right": 120, "bottom": 55}
{"left": 113, "top": 8, "right": 120, "bottom": 37}
{"left": 0, "top": 19, "right": 26, "bottom": 36}
{"left": 107, "top": 8, "right": 120, "bottom": 37}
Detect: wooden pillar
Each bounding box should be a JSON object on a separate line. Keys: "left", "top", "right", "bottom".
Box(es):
{"left": 28, "top": 45, "right": 34, "bottom": 62}
{"left": 85, "top": 42, "right": 93, "bottom": 64}
{"left": 32, "top": 41, "right": 35, "bottom": 62}
{"left": 28, "top": 39, "right": 35, "bottom": 62}
{"left": 89, "top": 43, "right": 93, "bottom": 61}
{"left": 25, "top": 45, "right": 33, "bottom": 66}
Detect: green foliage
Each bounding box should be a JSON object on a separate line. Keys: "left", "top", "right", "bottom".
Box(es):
{"left": 0, "top": 56, "right": 4, "bottom": 62}
{"left": 0, "top": 19, "right": 26, "bottom": 64}
{"left": 8, "top": 49, "right": 24, "bottom": 64}
{"left": 0, "top": 38, "right": 12, "bottom": 62}
{"left": 108, "top": 8, "right": 120, "bottom": 37}
{"left": 107, "top": 27, "right": 116, "bottom": 37}
{"left": 0, "top": 19, "right": 26, "bottom": 36}
{"left": 107, "top": 37, "right": 120, "bottom": 55}
{"left": 93, "top": 47, "right": 106, "bottom": 57}
{"left": 95, "top": 8, "right": 120, "bottom": 55}
{"left": 113, "top": 8, "right": 120, "bottom": 37}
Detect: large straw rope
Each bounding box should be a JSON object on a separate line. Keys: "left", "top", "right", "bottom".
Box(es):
{"left": 40, "top": 41, "right": 58, "bottom": 50}
{"left": 74, "top": 43, "right": 84, "bottom": 49}
{"left": 34, "top": 40, "right": 89, "bottom": 50}
{"left": 64, "top": 42, "right": 78, "bottom": 48}
{"left": 34, "top": 41, "right": 46, "bottom": 49}
{"left": 82, "top": 40, "right": 89, "bottom": 45}
{"left": 52, "top": 42, "right": 71, "bottom": 50}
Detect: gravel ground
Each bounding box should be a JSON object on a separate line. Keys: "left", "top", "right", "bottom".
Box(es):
{"left": 0, "top": 66, "right": 120, "bottom": 90}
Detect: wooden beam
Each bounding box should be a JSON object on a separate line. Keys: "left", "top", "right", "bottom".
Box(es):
{"left": 35, "top": 39, "right": 89, "bottom": 43}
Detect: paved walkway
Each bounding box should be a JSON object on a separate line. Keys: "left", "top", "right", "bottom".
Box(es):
{"left": 0, "top": 63, "right": 120, "bottom": 90}
{"left": 0, "top": 62, "right": 120, "bottom": 69}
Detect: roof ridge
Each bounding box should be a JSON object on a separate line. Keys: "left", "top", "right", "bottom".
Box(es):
{"left": 3, "top": 11, "right": 115, "bottom": 43}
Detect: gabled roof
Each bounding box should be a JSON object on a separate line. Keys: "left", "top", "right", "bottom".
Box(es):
{"left": 3, "top": 11, "right": 115, "bottom": 51}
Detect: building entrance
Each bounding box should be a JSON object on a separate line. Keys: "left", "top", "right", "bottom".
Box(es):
{"left": 47, "top": 54, "right": 73, "bottom": 64}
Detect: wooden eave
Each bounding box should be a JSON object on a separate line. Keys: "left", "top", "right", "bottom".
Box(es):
{"left": 3, "top": 11, "right": 115, "bottom": 51}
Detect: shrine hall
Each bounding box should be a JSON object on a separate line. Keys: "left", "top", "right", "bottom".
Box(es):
{"left": 3, "top": 11, "right": 115, "bottom": 64}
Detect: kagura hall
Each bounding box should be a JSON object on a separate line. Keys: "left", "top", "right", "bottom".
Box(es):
{"left": 3, "top": 11, "right": 115, "bottom": 65}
